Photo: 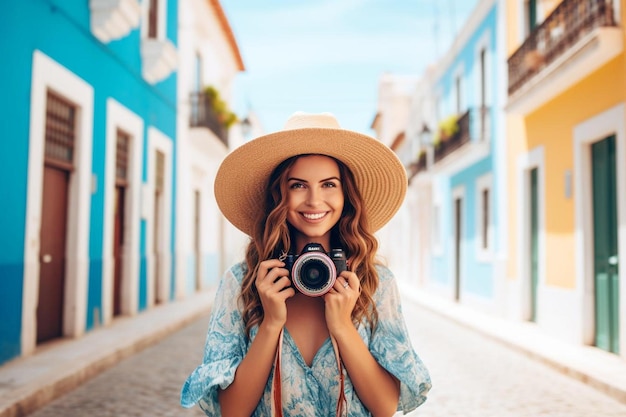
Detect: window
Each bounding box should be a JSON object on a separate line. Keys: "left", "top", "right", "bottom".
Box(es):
{"left": 45, "top": 92, "right": 76, "bottom": 166}
{"left": 455, "top": 75, "right": 462, "bottom": 115}
{"left": 116, "top": 129, "right": 130, "bottom": 183}
{"left": 194, "top": 53, "right": 203, "bottom": 93}
{"left": 481, "top": 188, "right": 489, "bottom": 249}
{"left": 431, "top": 204, "right": 443, "bottom": 255}
{"left": 147, "top": 0, "right": 159, "bottom": 39}
{"left": 526, "top": 0, "right": 537, "bottom": 34}
{"left": 476, "top": 174, "right": 493, "bottom": 260}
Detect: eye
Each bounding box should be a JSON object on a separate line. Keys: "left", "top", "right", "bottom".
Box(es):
{"left": 322, "top": 180, "right": 340, "bottom": 188}
{"left": 289, "top": 181, "right": 306, "bottom": 189}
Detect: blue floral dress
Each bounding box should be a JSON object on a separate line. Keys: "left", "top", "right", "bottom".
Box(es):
{"left": 181, "top": 262, "right": 431, "bottom": 416}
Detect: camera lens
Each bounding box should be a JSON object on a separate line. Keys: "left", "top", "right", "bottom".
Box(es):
{"left": 300, "top": 259, "right": 329, "bottom": 289}
{"left": 291, "top": 252, "right": 337, "bottom": 297}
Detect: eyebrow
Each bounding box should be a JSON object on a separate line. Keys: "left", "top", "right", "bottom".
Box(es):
{"left": 287, "top": 176, "right": 341, "bottom": 183}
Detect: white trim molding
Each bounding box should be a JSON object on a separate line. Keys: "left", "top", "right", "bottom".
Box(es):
{"left": 145, "top": 127, "right": 173, "bottom": 307}
{"left": 102, "top": 99, "right": 144, "bottom": 324}
{"left": 23, "top": 50, "right": 94, "bottom": 355}
{"left": 451, "top": 185, "right": 466, "bottom": 301}
{"left": 573, "top": 103, "right": 626, "bottom": 358}
{"left": 475, "top": 173, "right": 494, "bottom": 262}
{"left": 516, "top": 145, "right": 546, "bottom": 322}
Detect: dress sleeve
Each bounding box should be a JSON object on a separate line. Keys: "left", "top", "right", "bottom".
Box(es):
{"left": 180, "top": 263, "right": 247, "bottom": 415}
{"left": 369, "top": 265, "right": 432, "bottom": 414}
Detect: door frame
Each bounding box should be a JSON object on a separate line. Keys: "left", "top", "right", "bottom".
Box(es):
{"left": 145, "top": 127, "right": 173, "bottom": 307}
{"left": 451, "top": 186, "right": 465, "bottom": 302}
{"left": 102, "top": 99, "right": 144, "bottom": 324}
{"left": 516, "top": 145, "right": 546, "bottom": 322}
{"left": 23, "top": 51, "right": 93, "bottom": 354}
{"left": 574, "top": 103, "right": 626, "bottom": 358}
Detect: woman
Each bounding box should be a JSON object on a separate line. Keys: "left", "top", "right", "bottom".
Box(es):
{"left": 181, "top": 112, "right": 431, "bottom": 416}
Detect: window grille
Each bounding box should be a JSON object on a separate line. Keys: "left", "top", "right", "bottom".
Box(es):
{"left": 116, "top": 129, "right": 130, "bottom": 183}
{"left": 155, "top": 150, "right": 165, "bottom": 192}
{"left": 45, "top": 91, "right": 76, "bottom": 165}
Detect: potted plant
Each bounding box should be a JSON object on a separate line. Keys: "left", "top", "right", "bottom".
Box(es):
{"left": 433, "top": 115, "right": 459, "bottom": 146}
{"left": 204, "top": 85, "right": 238, "bottom": 129}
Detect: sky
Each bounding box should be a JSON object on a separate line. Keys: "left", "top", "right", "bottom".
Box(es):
{"left": 219, "top": 0, "right": 480, "bottom": 135}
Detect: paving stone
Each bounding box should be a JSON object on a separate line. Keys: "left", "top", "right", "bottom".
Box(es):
{"left": 28, "top": 299, "right": 626, "bottom": 416}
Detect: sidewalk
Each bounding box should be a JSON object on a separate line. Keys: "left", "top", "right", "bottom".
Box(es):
{"left": 399, "top": 282, "right": 626, "bottom": 406}
{"left": 0, "top": 290, "right": 215, "bottom": 417}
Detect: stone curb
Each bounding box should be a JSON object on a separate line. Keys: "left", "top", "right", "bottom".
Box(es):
{"left": 399, "top": 283, "right": 626, "bottom": 406}
{"left": 0, "top": 290, "right": 215, "bottom": 417}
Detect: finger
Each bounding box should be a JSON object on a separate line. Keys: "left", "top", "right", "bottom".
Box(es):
{"left": 257, "top": 259, "right": 285, "bottom": 283}
{"left": 331, "top": 276, "right": 349, "bottom": 292}
{"left": 340, "top": 271, "right": 359, "bottom": 291}
{"left": 273, "top": 276, "right": 293, "bottom": 291}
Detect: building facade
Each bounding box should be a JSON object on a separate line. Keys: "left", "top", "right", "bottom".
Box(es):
{"left": 397, "top": 0, "right": 508, "bottom": 315}
{"left": 505, "top": 0, "right": 625, "bottom": 357}
{"left": 0, "top": 0, "right": 243, "bottom": 367}
{"left": 175, "top": 0, "right": 245, "bottom": 299}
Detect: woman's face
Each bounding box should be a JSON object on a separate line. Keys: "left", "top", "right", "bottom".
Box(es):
{"left": 285, "top": 155, "right": 344, "bottom": 251}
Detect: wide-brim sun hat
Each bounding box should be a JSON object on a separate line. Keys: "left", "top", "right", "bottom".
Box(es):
{"left": 214, "top": 112, "right": 407, "bottom": 236}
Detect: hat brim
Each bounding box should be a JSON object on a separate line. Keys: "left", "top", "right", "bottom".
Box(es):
{"left": 214, "top": 127, "right": 407, "bottom": 236}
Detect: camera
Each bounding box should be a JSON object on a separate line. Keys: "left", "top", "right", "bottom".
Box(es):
{"left": 284, "top": 243, "right": 347, "bottom": 297}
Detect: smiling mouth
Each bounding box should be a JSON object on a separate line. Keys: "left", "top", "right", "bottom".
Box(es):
{"left": 301, "top": 212, "right": 327, "bottom": 220}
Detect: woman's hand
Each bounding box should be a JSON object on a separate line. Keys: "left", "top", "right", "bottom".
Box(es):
{"left": 323, "top": 270, "right": 360, "bottom": 336}
{"left": 255, "top": 259, "right": 295, "bottom": 331}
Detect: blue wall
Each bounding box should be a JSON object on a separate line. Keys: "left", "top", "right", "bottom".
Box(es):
{"left": 429, "top": 3, "right": 499, "bottom": 300}
{"left": 0, "top": 0, "right": 178, "bottom": 364}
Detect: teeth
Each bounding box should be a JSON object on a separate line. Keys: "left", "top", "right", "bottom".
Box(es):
{"left": 303, "top": 212, "right": 326, "bottom": 220}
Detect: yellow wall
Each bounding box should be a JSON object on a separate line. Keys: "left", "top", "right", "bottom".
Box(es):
{"left": 505, "top": 0, "right": 626, "bottom": 287}
{"left": 527, "top": 57, "right": 625, "bottom": 288}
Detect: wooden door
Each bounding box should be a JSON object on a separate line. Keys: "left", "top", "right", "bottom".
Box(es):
{"left": 454, "top": 197, "right": 462, "bottom": 301}
{"left": 153, "top": 150, "right": 165, "bottom": 304}
{"left": 529, "top": 168, "right": 539, "bottom": 322}
{"left": 38, "top": 91, "right": 75, "bottom": 344}
{"left": 113, "top": 185, "right": 125, "bottom": 316}
{"left": 37, "top": 165, "right": 69, "bottom": 343}
{"left": 113, "top": 130, "right": 130, "bottom": 316}
{"left": 592, "top": 135, "right": 619, "bottom": 354}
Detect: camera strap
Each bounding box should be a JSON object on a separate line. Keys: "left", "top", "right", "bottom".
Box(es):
{"left": 271, "top": 328, "right": 347, "bottom": 416}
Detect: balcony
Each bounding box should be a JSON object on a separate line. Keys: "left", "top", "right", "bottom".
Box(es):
{"left": 141, "top": 38, "right": 178, "bottom": 84}
{"left": 434, "top": 110, "right": 470, "bottom": 163}
{"left": 432, "top": 107, "right": 491, "bottom": 173}
{"left": 90, "top": 0, "right": 140, "bottom": 43}
{"left": 189, "top": 92, "right": 228, "bottom": 146}
{"left": 507, "top": 0, "right": 621, "bottom": 114}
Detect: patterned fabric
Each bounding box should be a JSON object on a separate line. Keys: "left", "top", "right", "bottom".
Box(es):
{"left": 181, "top": 262, "right": 432, "bottom": 416}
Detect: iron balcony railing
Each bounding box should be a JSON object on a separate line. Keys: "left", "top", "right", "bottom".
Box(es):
{"left": 189, "top": 92, "right": 228, "bottom": 146}
{"left": 508, "top": 0, "right": 616, "bottom": 96}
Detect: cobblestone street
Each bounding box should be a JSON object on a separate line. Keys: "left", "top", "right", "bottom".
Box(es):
{"left": 28, "top": 298, "right": 626, "bottom": 417}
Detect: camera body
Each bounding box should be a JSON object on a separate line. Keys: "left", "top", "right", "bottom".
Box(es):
{"left": 284, "top": 243, "right": 347, "bottom": 297}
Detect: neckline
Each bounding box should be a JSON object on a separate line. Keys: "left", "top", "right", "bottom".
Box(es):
{"left": 282, "top": 327, "right": 331, "bottom": 369}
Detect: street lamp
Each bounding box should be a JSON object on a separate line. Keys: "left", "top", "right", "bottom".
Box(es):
{"left": 239, "top": 116, "right": 252, "bottom": 137}
{"left": 419, "top": 123, "right": 432, "bottom": 147}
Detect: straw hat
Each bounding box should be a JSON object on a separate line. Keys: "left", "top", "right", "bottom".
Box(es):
{"left": 214, "top": 112, "right": 407, "bottom": 236}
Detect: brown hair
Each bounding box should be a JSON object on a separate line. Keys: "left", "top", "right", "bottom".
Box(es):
{"left": 239, "top": 155, "right": 380, "bottom": 338}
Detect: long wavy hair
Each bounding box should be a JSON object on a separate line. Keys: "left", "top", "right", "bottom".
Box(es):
{"left": 239, "top": 154, "right": 381, "bottom": 338}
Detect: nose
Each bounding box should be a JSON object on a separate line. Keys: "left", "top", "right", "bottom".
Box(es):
{"left": 305, "top": 187, "right": 322, "bottom": 206}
